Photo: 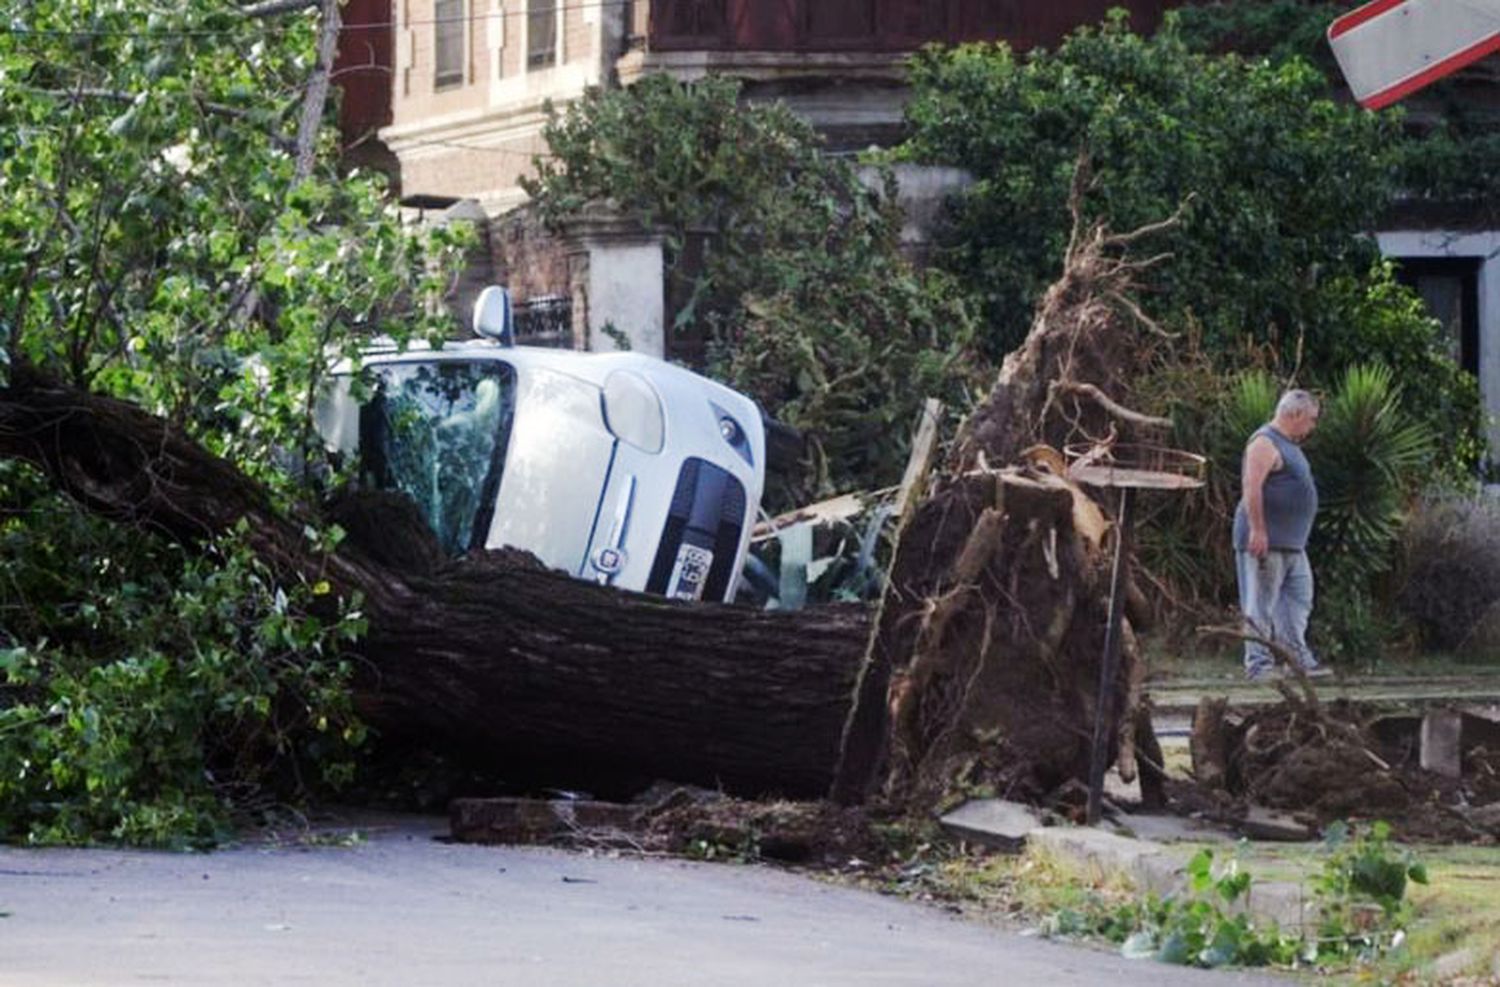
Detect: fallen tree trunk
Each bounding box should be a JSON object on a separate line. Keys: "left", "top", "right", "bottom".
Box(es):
{"left": 2, "top": 179, "right": 1179, "bottom": 811}
{"left": 0, "top": 367, "right": 868, "bottom": 798}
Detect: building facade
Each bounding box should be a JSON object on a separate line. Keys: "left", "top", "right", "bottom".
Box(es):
{"left": 377, "top": 0, "right": 1174, "bottom": 212}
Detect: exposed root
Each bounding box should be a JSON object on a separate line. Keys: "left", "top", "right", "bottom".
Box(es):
{"left": 838, "top": 166, "right": 1189, "bottom": 813}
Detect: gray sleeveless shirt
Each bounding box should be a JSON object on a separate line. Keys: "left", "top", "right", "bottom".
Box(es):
{"left": 1232, "top": 425, "right": 1318, "bottom": 551}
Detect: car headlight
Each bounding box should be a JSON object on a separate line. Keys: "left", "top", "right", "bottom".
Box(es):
{"left": 602, "top": 370, "right": 665, "bottom": 453}
{"left": 711, "top": 401, "right": 753, "bottom": 466}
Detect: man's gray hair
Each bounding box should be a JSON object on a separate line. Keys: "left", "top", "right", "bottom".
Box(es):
{"left": 1276, "top": 389, "right": 1319, "bottom": 419}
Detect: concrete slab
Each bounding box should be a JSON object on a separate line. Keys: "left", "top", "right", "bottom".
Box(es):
{"left": 1461, "top": 706, "right": 1500, "bottom": 753}
{"left": 1432, "top": 946, "right": 1483, "bottom": 982}
{"left": 1462, "top": 703, "right": 1500, "bottom": 725}
{"left": 1028, "top": 823, "right": 1323, "bottom": 935}
{"left": 1116, "top": 813, "right": 1234, "bottom": 845}
{"left": 1026, "top": 826, "right": 1188, "bottom": 896}
{"left": 938, "top": 799, "right": 1041, "bottom": 852}
{"left": 1465, "top": 801, "right": 1500, "bottom": 832}
{"left": 1239, "top": 806, "right": 1315, "bottom": 842}
{"left": 1370, "top": 713, "right": 1420, "bottom": 751}
{"left": 1422, "top": 709, "right": 1464, "bottom": 778}
{"left": 1232, "top": 880, "right": 1315, "bottom": 934}
{"left": 1103, "top": 767, "right": 1142, "bottom": 805}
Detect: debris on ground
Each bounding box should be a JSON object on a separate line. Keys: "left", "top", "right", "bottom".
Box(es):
{"left": 448, "top": 789, "right": 896, "bottom": 867}
{"left": 1187, "top": 695, "right": 1500, "bottom": 844}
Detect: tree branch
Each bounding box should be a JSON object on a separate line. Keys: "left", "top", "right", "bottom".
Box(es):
{"left": 1196, "top": 623, "right": 1320, "bottom": 710}
{"left": 1051, "top": 380, "right": 1172, "bottom": 430}
{"left": 1102, "top": 195, "right": 1193, "bottom": 250}
{"left": 293, "top": 0, "right": 342, "bottom": 182}
{"left": 240, "top": 0, "right": 318, "bottom": 17}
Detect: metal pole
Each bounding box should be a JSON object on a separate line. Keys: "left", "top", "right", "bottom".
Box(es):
{"left": 1086, "top": 486, "right": 1134, "bottom": 825}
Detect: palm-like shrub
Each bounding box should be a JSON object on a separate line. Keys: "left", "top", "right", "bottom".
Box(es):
{"left": 1215, "top": 370, "right": 1279, "bottom": 467}
{"left": 1308, "top": 364, "right": 1435, "bottom": 586}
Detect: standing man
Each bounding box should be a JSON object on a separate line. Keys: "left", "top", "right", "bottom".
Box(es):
{"left": 1232, "top": 389, "right": 1330, "bottom": 680}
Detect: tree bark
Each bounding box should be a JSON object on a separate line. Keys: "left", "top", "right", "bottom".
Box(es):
{"left": 0, "top": 368, "right": 867, "bottom": 798}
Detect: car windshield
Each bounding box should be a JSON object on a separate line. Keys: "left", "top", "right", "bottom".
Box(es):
{"left": 357, "top": 360, "right": 516, "bottom": 556}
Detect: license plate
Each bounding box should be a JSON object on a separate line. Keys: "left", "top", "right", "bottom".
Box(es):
{"left": 668, "top": 543, "right": 714, "bottom": 601}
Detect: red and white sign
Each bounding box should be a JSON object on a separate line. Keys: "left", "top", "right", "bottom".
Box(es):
{"left": 1328, "top": 0, "right": 1500, "bottom": 109}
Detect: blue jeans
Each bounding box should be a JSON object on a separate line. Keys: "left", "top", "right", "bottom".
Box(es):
{"left": 1236, "top": 549, "right": 1317, "bottom": 675}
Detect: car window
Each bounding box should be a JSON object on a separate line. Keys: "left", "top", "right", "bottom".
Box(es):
{"left": 357, "top": 360, "right": 517, "bottom": 555}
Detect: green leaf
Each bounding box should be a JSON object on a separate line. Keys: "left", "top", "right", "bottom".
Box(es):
{"left": 0, "top": 647, "right": 27, "bottom": 677}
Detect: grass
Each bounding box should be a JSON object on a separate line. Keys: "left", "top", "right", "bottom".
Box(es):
{"left": 1211, "top": 841, "right": 1500, "bottom": 982}
{"left": 1386, "top": 846, "right": 1500, "bottom": 983}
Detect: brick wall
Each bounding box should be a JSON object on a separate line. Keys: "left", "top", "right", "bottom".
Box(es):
{"left": 490, "top": 206, "right": 573, "bottom": 304}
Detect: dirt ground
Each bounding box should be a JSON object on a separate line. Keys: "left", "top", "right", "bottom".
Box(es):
{"left": 1186, "top": 696, "right": 1500, "bottom": 844}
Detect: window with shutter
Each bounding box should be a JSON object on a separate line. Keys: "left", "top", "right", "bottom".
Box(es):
{"left": 434, "top": 0, "right": 465, "bottom": 88}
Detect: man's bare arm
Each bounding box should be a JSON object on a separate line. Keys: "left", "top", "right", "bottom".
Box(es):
{"left": 1242, "top": 435, "right": 1281, "bottom": 558}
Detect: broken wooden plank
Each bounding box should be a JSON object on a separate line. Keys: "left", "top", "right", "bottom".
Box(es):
{"left": 751, "top": 490, "right": 882, "bottom": 543}
{"left": 1240, "top": 805, "right": 1315, "bottom": 842}
{"left": 829, "top": 398, "right": 945, "bottom": 805}
{"left": 892, "top": 398, "right": 945, "bottom": 521}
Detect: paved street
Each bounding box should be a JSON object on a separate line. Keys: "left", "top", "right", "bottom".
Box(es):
{"left": 0, "top": 814, "right": 1280, "bottom": 986}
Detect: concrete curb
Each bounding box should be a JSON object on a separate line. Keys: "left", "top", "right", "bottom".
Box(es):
{"left": 1025, "top": 825, "right": 1317, "bottom": 934}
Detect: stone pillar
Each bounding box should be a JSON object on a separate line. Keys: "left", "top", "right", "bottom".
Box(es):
{"left": 562, "top": 206, "right": 666, "bottom": 357}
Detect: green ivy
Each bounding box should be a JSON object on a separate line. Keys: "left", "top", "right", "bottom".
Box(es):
{"left": 1315, "top": 821, "right": 1428, "bottom": 960}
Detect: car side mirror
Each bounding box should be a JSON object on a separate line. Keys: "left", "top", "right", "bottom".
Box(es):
{"left": 472, "top": 285, "right": 514, "bottom": 346}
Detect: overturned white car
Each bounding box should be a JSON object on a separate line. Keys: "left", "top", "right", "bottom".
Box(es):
{"left": 315, "top": 288, "right": 765, "bottom": 603}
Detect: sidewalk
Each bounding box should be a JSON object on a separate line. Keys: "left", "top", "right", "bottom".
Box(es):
{"left": 1147, "top": 670, "right": 1500, "bottom": 734}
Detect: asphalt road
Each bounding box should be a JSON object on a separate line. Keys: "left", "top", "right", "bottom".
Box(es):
{"left": 0, "top": 814, "right": 1281, "bottom": 986}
